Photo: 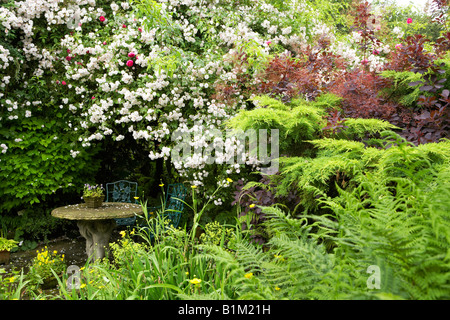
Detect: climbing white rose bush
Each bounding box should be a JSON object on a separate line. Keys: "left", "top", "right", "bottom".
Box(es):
{"left": 0, "top": 0, "right": 409, "bottom": 209}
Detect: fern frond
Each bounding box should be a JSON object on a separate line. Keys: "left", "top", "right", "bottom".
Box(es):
{"left": 261, "top": 206, "right": 309, "bottom": 240}
{"left": 234, "top": 240, "right": 269, "bottom": 274}
{"left": 267, "top": 233, "right": 333, "bottom": 298}
{"left": 340, "top": 118, "right": 399, "bottom": 140}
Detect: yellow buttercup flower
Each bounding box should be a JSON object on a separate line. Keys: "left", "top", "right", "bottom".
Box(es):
{"left": 191, "top": 185, "right": 197, "bottom": 189}
{"left": 134, "top": 196, "right": 139, "bottom": 200}
{"left": 119, "top": 230, "right": 126, "bottom": 238}
{"left": 274, "top": 254, "right": 285, "bottom": 261}
{"left": 244, "top": 272, "right": 253, "bottom": 279}
{"left": 226, "top": 178, "right": 233, "bottom": 183}
{"left": 159, "top": 183, "right": 164, "bottom": 187}
{"left": 249, "top": 204, "right": 256, "bottom": 208}
{"left": 189, "top": 278, "right": 202, "bottom": 285}
{"left": 275, "top": 286, "right": 281, "bottom": 291}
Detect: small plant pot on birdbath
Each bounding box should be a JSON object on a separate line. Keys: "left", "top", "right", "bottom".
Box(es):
{"left": 82, "top": 184, "right": 105, "bottom": 208}
{"left": 84, "top": 196, "right": 105, "bottom": 208}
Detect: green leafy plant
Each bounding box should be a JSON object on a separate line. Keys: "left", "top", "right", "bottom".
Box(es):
{"left": 199, "top": 221, "right": 237, "bottom": 250}
{"left": 26, "top": 247, "right": 66, "bottom": 289}
{"left": 0, "top": 236, "right": 18, "bottom": 251}
{"left": 0, "top": 268, "right": 28, "bottom": 300}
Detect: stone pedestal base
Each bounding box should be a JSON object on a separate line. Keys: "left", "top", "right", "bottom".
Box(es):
{"left": 77, "top": 219, "right": 116, "bottom": 261}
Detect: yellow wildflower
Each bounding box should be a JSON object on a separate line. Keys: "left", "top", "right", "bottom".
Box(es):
{"left": 80, "top": 283, "right": 86, "bottom": 289}
{"left": 274, "top": 254, "right": 285, "bottom": 261}
{"left": 134, "top": 196, "right": 139, "bottom": 200}
{"left": 249, "top": 204, "right": 255, "bottom": 208}
{"left": 226, "top": 178, "right": 233, "bottom": 183}
{"left": 191, "top": 185, "right": 197, "bottom": 189}
{"left": 159, "top": 183, "right": 164, "bottom": 187}
{"left": 275, "top": 286, "right": 281, "bottom": 291}
{"left": 244, "top": 273, "right": 253, "bottom": 279}
{"left": 119, "top": 230, "right": 126, "bottom": 238}
{"left": 189, "top": 278, "right": 202, "bottom": 285}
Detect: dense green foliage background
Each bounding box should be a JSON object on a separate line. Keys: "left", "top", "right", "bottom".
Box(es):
{"left": 0, "top": 0, "right": 449, "bottom": 300}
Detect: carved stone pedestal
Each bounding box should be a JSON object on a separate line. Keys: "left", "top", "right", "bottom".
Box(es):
{"left": 77, "top": 220, "right": 116, "bottom": 261}
{"left": 51, "top": 202, "right": 142, "bottom": 261}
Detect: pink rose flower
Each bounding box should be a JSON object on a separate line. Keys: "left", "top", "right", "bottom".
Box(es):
{"left": 138, "top": 27, "right": 143, "bottom": 32}
{"left": 126, "top": 60, "right": 134, "bottom": 67}
{"left": 65, "top": 56, "right": 72, "bottom": 61}
{"left": 103, "top": 41, "right": 107, "bottom": 45}
{"left": 128, "top": 52, "right": 136, "bottom": 58}
{"left": 266, "top": 41, "right": 271, "bottom": 46}
{"left": 407, "top": 18, "right": 412, "bottom": 24}
{"left": 395, "top": 43, "right": 403, "bottom": 50}
{"left": 99, "top": 16, "right": 105, "bottom": 22}
{"left": 122, "top": 24, "right": 127, "bottom": 28}
{"left": 62, "top": 81, "right": 66, "bottom": 85}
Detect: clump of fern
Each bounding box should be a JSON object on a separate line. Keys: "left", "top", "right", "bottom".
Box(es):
{"left": 232, "top": 145, "right": 449, "bottom": 299}
{"left": 314, "top": 136, "right": 450, "bottom": 299}
{"left": 226, "top": 95, "right": 328, "bottom": 156}
{"left": 275, "top": 132, "right": 449, "bottom": 214}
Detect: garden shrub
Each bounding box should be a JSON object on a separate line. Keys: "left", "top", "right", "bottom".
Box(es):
{"left": 0, "top": 115, "right": 100, "bottom": 213}
{"left": 0, "top": 0, "right": 357, "bottom": 222}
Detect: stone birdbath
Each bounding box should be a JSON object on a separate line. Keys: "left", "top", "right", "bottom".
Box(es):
{"left": 51, "top": 202, "right": 142, "bottom": 261}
